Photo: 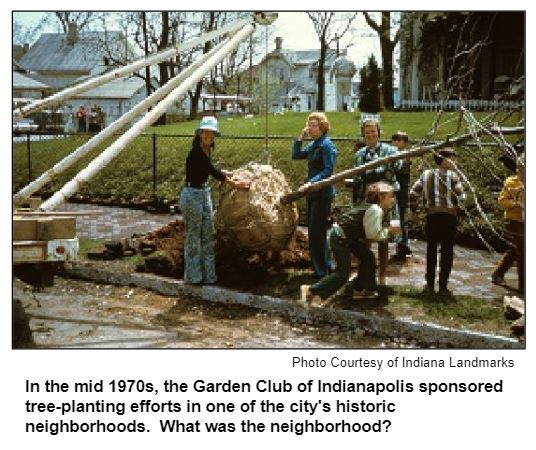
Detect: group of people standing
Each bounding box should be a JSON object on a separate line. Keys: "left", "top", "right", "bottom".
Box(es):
{"left": 75, "top": 104, "right": 104, "bottom": 133}
{"left": 298, "top": 114, "right": 422, "bottom": 304}
{"left": 179, "top": 113, "right": 524, "bottom": 305}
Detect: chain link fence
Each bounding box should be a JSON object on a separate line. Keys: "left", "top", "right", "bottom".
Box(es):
{"left": 13, "top": 131, "right": 361, "bottom": 209}
{"left": 12, "top": 130, "right": 513, "bottom": 248}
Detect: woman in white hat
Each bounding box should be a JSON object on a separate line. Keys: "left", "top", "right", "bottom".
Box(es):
{"left": 179, "top": 116, "right": 250, "bottom": 285}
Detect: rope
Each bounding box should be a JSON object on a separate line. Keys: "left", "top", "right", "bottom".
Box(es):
{"left": 263, "top": 28, "right": 270, "bottom": 164}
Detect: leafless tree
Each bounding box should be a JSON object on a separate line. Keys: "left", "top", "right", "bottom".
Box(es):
{"left": 362, "top": 12, "right": 400, "bottom": 110}
{"left": 53, "top": 12, "right": 101, "bottom": 32}
{"left": 12, "top": 20, "right": 43, "bottom": 46}
{"left": 307, "top": 12, "right": 358, "bottom": 111}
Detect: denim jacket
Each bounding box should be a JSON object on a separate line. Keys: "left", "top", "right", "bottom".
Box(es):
{"left": 292, "top": 133, "right": 337, "bottom": 200}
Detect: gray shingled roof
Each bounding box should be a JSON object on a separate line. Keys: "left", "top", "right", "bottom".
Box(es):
{"left": 74, "top": 76, "right": 145, "bottom": 99}
{"left": 277, "top": 48, "right": 337, "bottom": 66}
{"left": 19, "top": 31, "right": 124, "bottom": 73}
{"left": 13, "top": 71, "right": 51, "bottom": 89}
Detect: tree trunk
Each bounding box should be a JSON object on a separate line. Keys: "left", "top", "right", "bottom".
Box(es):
{"left": 380, "top": 13, "right": 395, "bottom": 109}
{"left": 155, "top": 12, "right": 170, "bottom": 125}
{"left": 142, "top": 12, "right": 152, "bottom": 109}
{"left": 189, "top": 82, "right": 203, "bottom": 120}
{"left": 381, "top": 39, "right": 395, "bottom": 109}
{"left": 316, "top": 41, "right": 327, "bottom": 111}
{"left": 189, "top": 12, "right": 216, "bottom": 120}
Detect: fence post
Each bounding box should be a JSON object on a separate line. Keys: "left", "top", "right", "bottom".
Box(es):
{"left": 152, "top": 132, "right": 157, "bottom": 194}
{"left": 26, "top": 132, "right": 31, "bottom": 183}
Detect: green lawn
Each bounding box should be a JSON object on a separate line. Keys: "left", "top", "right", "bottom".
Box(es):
{"left": 151, "top": 110, "right": 522, "bottom": 140}
{"left": 13, "top": 110, "right": 521, "bottom": 248}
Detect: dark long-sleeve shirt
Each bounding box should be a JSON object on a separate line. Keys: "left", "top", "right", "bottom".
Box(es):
{"left": 185, "top": 146, "right": 226, "bottom": 185}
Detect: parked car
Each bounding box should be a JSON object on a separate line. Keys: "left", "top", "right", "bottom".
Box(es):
{"left": 12, "top": 118, "right": 39, "bottom": 134}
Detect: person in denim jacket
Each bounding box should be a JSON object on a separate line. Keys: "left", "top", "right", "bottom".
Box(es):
{"left": 292, "top": 112, "right": 337, "bottom": 277}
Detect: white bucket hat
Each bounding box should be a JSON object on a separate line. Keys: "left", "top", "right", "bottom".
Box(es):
{"left": 196, "top": 116, "right": 220, "bottom": 136}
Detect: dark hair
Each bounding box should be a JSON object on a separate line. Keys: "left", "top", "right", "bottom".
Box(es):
{"left": 433, "top": 148, "right": 456, "bottom": 165}
{"left": 191, "top": 133, "right": 215, "bottom": 152}
{"left": 391, "top": 131, "right": 408, "bottom": 142}
{"left": 354, "top": 139, "right": 366, "bottom": 152}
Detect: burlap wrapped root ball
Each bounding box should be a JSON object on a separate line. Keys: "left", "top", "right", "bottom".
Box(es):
{"left": 214, "top": 162, "right": 299, "bottom": 252}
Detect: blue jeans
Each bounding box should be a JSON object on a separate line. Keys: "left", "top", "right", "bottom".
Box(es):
{"left": 179, "top": 187, "right": 217, "bottom": 284}
{"left": 310, "top": 225, "right": 377, "bottom": 299}
{"left": 307, "top": 195, "right": 333, "bottom": 277}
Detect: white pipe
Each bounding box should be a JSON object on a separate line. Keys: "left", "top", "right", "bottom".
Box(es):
{"left": 13, "top": 17, "right": 251, "bottom": 121}
{"left": 40, "top": 23, "right": 256, "bottom": 211}
{"left": 13, "top": 39, "right": 228, "bottom": 207}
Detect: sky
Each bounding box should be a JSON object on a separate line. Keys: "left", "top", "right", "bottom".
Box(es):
{"left": 12, "top": 11, "right": 387, "bottom": 72}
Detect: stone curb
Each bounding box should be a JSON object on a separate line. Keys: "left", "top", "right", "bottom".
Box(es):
{"left": 63, "top": 264, "right": 523, "bottom": 349}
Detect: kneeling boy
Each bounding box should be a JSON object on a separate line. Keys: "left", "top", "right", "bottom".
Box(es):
{"left": 301, "top": 182, "right": 400, "bottom": 305}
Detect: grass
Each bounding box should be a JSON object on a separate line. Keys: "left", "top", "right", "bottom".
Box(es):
{"left": 13, "top": 110, "right": 522, "bottom": 247}
{"left": 245, "top": 268, "right": 510, "bottom": 336}
{"left": 72, "top": 248, "right": 513, "bottom": 337}
{"left": 78, "top": 238, "right": 145, "bottom": 269}
{"left": 151, "top": 110, "right": 522, "bottom": 141}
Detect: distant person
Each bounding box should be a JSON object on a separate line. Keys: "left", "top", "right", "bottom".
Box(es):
{"left": 491, "top": 156, "right": 524, "bottom": 294}
{"left": 292, "top": 112, "right": 337, "bottom": 278}
{"left": 410, "top": 148, "right": 466, "bottom": 296}
{"left": 391, "top": 130, "right": 413, "bottom": 260}
{"left": 179, "top": 116, "right": 251, "bottom": 285}
{"left": 300, "top": 182, "right": 400, "bottom": 305}
{"left": 354, "top": 118, "right": 402, "bottom": 287}
{"left": 88, "top": 104, "right": 99, "bottom": 132}
{"left": 96, "top": 106, "right": 105, "bottom": 131}
{"left": 76, "top": 105, "right": 86, "bottom": 132}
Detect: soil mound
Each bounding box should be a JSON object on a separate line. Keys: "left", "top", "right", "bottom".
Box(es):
{"left": 214, "top": 163, "right": 299, "bottom": 252}
{"left": 136, "top": 219, "right": 310, "bottom": 286}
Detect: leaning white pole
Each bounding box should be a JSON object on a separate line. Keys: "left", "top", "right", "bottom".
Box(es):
{"left": 13, "top": 39, "right": 228, "bottom": 207}
{"left": 13, "top": 17, "right": 251, "bottom": 121}
{"left": 40, "top": 23, "right": 257, "bottom": 212}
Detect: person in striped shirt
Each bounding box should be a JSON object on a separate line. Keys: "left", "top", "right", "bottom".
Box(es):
{"left": 410, "top": 148, "right": 465, "bottom": 296}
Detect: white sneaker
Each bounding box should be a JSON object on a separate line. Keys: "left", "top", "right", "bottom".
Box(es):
{"left": 299, "top": 285, "right": 311, "bottom": 306}
{"left": 299, "top": 285, "right": 321, "bottom": 307}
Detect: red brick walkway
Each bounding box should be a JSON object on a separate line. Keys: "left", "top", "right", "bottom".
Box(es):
{"left": 59, "top": 203, "right": 517, "bottom": 300}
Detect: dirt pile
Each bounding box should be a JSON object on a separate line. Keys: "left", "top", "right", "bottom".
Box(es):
{"left": 135, "top": 220, "right": 185, "bottom": 277}
{"left": 214, "top": 163, "right": 299, "bottom": 252}
{"left": 136, "top": 219, "right": 310, "bottom": 286}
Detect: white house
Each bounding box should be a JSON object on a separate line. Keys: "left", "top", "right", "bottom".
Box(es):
{"left": 251, "top": 37, "right": 357, "bottom": 113}
{"left": 68, "top": 76, "right": 149, "bottom": 127}
{"left": 18, "top": 23, "right": 131, "bottom": 91}
{"left": 12, "top": 71, "right": 52, "bottom": 102}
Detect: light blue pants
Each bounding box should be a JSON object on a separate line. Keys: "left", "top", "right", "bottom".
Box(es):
{"left": 179, "top": 187, "right": 217, "bottom": 284}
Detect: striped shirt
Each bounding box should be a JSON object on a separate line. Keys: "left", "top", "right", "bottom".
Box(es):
{"left": 410, "top": 168, "right": 465, "bottom": 215}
